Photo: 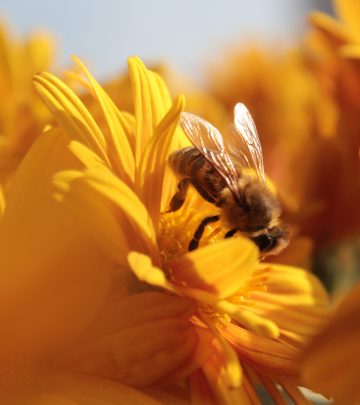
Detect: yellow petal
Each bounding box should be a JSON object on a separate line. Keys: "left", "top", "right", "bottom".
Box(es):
{"left": 58, "top": 292, "right": 198, "bottom": 387}
{"left": 128, "top": 56, "right": 172, "bottom": 167}
{"left": 222, "top": 323, "right": 300, "bottom": 379}
{"left": 118, "top": 110, "right": 136, "bottom": 154}
{"left": 248, "top": 265, "right": 330, "bottom": 337}
{"left": 168, "top": 237, "right": 258, "bottom": 299}
{"left": 71, "top": 56, "right": 135, "bottom": 184}
{"left": 53, "top": 170, "right": 130, "bottom": 265}
{"left": 0, "top": 128, "right": 114, "bottom": 358}
{"left": 256, "top": 264, "right": 329, "bottom": 306}
{"left": 67, "top": 140, "right": 108, "bottom": 171}
{"left": 80, "top": 291, "right": 195, "bottom": 341}
{"left": 33, "top": 72, "right": 110, "bottom": 165}
{"left": 128, "top": 251, "right": 175, "bottom": 291}
{"left": 202, "top": 351, "right": 253, "bottom": 405}
{"left": 54, "top": 164, "right": 158, "bottom": 261}
{"left": 201, "top": 316, "right": 242, "bottom": 388}
{"left": 335, "top": 0, "right": 360, "bottom": 43}
{"left": 216, "top": 300, "right": 279, "bottom": 339}
{"left": 139, "top": 94, "right": 185, "bottom": 224}
{"left": 160, "top": 326, "right": 215, "bottom": 386}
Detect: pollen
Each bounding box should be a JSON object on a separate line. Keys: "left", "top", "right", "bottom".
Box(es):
{"left": 158, "top": 194, "right": 224, "bottom": 265}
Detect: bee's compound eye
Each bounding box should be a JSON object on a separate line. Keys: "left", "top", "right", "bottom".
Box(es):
{"left": 251, "top": 234, "right": 276, "bottom": 252}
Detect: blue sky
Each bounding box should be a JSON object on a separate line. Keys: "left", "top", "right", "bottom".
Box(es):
{"left": 1, "top": 0, "right": 331, "bottom": 81}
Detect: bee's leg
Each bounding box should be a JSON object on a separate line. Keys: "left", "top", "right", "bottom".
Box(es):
{"left": 189, "top": 215, "right": 220, "bottom": 251}
{"left": 190, "top": 182, "right": 216, "bottom": 204}
{"left": 167, "top": 178, "right": 191, "bottom": 212}
{"left": 225, "top": 229, "right": 237, "bottom": 238}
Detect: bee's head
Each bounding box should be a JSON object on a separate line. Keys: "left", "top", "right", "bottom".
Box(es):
{"left": 250, "top": 225, "right": 290, "bottom": 256}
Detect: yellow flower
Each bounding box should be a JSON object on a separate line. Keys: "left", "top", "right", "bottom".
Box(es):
{"left": 32, "top": 55, "right": 330, "bottom": 403}
{"left": 0, "top": 20, "right": 54, "bottom": 188}
{"left": 0, "top": 61, "right": 198, "bottom": 403}
{"left": 302, "top": 282, "right": 360, "bottom": 405}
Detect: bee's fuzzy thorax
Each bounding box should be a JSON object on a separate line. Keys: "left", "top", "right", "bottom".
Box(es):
{"left": 219, "top": 176, "right": 281, "bottom": 233}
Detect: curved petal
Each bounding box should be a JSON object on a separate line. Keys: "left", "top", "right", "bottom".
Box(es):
{"left": 139, "top": 94, "right": 185, "bottom": 224}
{"left": 58, "top": 292, "right": 198, "bottom": 388}
{"left": 0, "top": 128, "right": 114, "bottom": 359}
{"left": 72, "top": 56, "right": 135, "bottom": 185}
{"left": 248, "top": 265, "right": 330, "bottom": 337}
{"left": 128, "top": 56, "right": 172, "bottom": 167}
{"left": 54, "top": 164, "right": 159, "bottom": 262}
{"left": 222, "top": 323, "right": 300, "bottom": 380}
{"left": 168, "top": 237, "right": 258, "bottom": 299}
{"left": 201, "top": 350, "right": 254, "bottom": 405}
{"left": 33, "top": 72, "right": 109, "bottom": 165}
{"left": 53, "top": 170, "right": 130, "bottom": 265}
{"left": 128, "top": 251, "right": 176, "bottom": 292}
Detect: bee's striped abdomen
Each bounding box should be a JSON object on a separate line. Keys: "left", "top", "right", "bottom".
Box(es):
{"left": 169, "top": 147, "right": 203, "bottom": 177}
{"left": 169, "top": 147, "right": 227, "bottom": 204}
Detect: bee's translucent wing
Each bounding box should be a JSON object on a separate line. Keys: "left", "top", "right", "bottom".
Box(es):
{"left": 180, "top": 112, "right": 242, "bottom": 199}
{"left": 229, "top": 103, "right": 266, "bottom": 184}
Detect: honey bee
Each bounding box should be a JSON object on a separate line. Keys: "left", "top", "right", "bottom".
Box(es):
{"left": 168, "top": 103, "right": 289, "bottom": 255}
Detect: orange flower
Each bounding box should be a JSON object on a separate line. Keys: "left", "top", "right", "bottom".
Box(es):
{"left": 296, "top": 0, "right": 360, "bottom": 246}
{"left": 302, "top": 282, "right": 360, "bottom": 405}
{"left": 207, "top": 30, "right": 360, "bottom": 250}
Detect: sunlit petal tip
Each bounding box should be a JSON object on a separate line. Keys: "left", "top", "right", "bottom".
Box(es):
{"left": 128, "top": 251, "right": 176, "bottom": 292}
{"left": 127, "top": 55, "right": 144, "bottom": 67}
{"left": 52, "top": 170, "right": 85, "bottom": 194}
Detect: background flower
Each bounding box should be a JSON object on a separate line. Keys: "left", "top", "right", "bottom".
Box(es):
{"left": 0, "top": 21, "right": 55, "bottom": 188}
{"left": 302, "top": 281, "right": 360, "bottom": 405}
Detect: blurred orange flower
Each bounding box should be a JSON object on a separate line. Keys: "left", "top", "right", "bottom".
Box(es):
{"left": 0, "top": 21, "right": 55, "bottom": 187}
{"left": 207, "top": 18, "right": 360, "bottom": 250}
{"left": 302, "top": 281, "right": 360, "bottom": 405}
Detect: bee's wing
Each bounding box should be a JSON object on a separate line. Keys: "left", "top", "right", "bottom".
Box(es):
{"left": 180, "top": 112, "right": 242, "bottom": 199}
{"left": 229, "top": 103, "right": 266, "bottom": 184}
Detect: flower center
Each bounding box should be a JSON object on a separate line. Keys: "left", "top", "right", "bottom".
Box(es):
{"left": 158, "top": 204, "right": 224, "bottom": 265}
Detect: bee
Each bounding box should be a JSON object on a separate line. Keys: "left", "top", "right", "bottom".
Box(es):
{"left": 168, "top": 103, "right": 289, "bottom": 255}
